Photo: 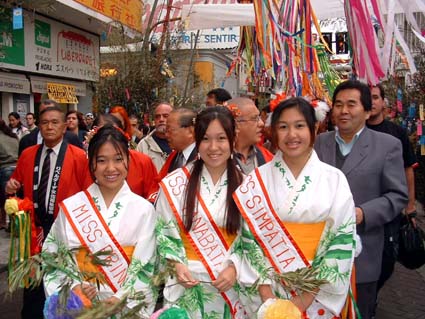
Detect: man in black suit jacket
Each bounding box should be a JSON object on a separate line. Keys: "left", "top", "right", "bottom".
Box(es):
{"left": 19, "top": 100, "right": 83, "bottom": 155}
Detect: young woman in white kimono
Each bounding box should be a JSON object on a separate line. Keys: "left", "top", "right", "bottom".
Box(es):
{"left": 43, "top": 124, "right": 157, "bottom": 318}
{"left": 155, "top": 106, "right": 249, "bottom": 319}
{"left": 232, "top": 98, "right": 357, "bottom": 319}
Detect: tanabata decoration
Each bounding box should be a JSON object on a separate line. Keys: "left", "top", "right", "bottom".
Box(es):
{"left": 228, "top": 0, "right": 336, "bottom": 102}
{"left": 4, "top": 197, "right": 33, "bottom": 286}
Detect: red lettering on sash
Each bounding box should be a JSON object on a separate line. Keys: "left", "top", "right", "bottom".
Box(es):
{"left": 82, "top": 220, "right": 98, "bottom": 234}
{"left": 264, "top": 230, "right": 279, "bottom": 242}
{"left": 279, "top": 257, "right": 295, "bottom": 269}
{"left": 271, "top": 236, "right": 288, "bottom": 249}
{"left": 239, "top": 174, "right": 255, "bottom": 194}
{"left": 168, "top": 175, "right": 186, "bottom": 196}
{"left": 246, "top": 195, "right": 262, "bottom": 209}
{"left": 73, "top": 204, "right": 90, "bottom": 217}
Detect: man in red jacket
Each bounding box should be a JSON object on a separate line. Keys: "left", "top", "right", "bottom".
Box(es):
{"left": 6, "top": 106, "right": 91, "bottom": 319}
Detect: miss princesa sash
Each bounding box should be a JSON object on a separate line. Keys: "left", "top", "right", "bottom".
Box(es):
{"left": 233, "top": 169, "right": 311, "bottom": 275}
{"left": 160, "top": 168, "right": 247, "bottom": 318}
{"left": 60, "top": 190, "right": 130, "bottom": 293}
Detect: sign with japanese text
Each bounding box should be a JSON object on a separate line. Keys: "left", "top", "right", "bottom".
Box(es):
{"left": 47, "top": 83, "right": 79, "bottom": 104}
{"left": 74, "top": 0, "right": 143, "bottom": 32}
{"left": 0, "top": 11, "right": 99, "bottom": 81}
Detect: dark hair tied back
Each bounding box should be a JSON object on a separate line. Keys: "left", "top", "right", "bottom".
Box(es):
{"left": 87, "top": 124, "right": 130, "bottom": 182}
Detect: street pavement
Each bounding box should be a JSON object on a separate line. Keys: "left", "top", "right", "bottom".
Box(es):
{"left": 1, "top": 214, "right": 425, "bottom": 318}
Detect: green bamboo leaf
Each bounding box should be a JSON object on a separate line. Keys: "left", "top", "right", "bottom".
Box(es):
{"left": 323, "top": 249, "right": 353, "bottom": 260}
{"left": 332, "top": 233, "right": 354, "bottom": 245}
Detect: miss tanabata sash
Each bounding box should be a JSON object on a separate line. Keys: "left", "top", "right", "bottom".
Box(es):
{"left": 160, "top": 167, "right": 247, "bottom": 318}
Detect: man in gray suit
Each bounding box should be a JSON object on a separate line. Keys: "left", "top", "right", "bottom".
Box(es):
{"left": 314, "top": 80, "right": 408, "bottom": 319}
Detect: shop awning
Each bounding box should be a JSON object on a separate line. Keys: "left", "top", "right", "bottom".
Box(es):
{"left": 0, "top": 72, "right": 30, "bottom": 94}
{"left": 29, "top": 75, "right": 86, "bottom": 96}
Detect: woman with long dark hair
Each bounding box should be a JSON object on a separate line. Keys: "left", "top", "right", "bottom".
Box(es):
{"left": 0, "top": 119, "right": 18, "bottom": 229}
{"left": 43, "top": 125, "right": 158, "bottom": 317}
{"left": 155, "top": 106, "right": 248, "bottom": 318}
{"left": 8, "top": 112, "right": 29, "bottom": 140}
{"left": 233, "top": 98, "right": 357, "bottom": 318}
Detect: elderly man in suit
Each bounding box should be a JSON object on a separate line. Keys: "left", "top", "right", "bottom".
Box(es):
{"left": 314, "top": 80, "right": 408, "bottom": 319}
{"left": 19, "top": 99, "right": 82, "bottom": 155}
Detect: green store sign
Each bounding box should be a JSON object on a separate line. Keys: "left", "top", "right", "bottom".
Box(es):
{"left": 35, "top": 19, "right": 51, "bottom": 48}
{"left": 0, "top": 10, "right": 25, "bottom": 66}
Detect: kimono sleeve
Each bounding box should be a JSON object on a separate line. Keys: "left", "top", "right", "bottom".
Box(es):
{"left": 312, "top": 171, "right": 357, "bottom": 316}
{"left": 114, "top": 201, "right": 158, "bottom": 318}
{"left": 43, "top": 208, "right": 80, "bottom": 296}
{"left": 154, "top": 189, "right": 187, "bottom": 264}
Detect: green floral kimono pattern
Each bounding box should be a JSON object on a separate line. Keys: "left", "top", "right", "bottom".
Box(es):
{"left": 43, "top": 183, "right": 158, "bottom": 318}
{"left": 232, "top": 151, "right": 357, "bottom": 319}
{"left": 155, "top": 166, "right": 246, "bottom": 319}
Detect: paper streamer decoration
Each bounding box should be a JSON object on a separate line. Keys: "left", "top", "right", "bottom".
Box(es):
{"left": 229, "top": 0, "right": 336, "bottom": 102}
{"left": 420, "top": 104, "right": 424, "bottom": 121}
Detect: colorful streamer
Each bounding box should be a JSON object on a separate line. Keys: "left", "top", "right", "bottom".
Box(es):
{"left": 230, "top": 0, "right": 339, "bottom": 101}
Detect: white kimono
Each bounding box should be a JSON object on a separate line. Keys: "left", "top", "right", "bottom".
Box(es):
{"left": 43, "top": 182, "right": 157, "bottom": 318}
{"left": 155, "top": 165, "right": 247, "bottom": 319}
{"left": 232, "top": 151, "right": 357, "bottom": 319}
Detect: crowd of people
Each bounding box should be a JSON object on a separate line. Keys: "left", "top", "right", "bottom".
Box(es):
{"left": 0, "top": 81, "right": 414, "bottom": 319}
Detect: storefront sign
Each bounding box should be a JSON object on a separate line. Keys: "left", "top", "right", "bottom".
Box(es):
{"left": 30, "top": 75, "right": 86, "bottom": 96}
{"left": 0, "top": 11, "right": 99, "bottom": 81}
{"left": 74, "top": 0, "right": 143, "bottom": 32}
{"left": 143, "top": 0, "right": 239, "bottom": 49}
{"left": 0, "top": 72, "right": 30, "bottom": 94}
{"left": 47, "top": 83, "right": 79, "bottom": 104}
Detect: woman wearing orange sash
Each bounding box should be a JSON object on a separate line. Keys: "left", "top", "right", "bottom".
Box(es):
{"left": 43, "top": 125, "right": 157, "bottom": 317}
{"left": 233, "top": 98, "right": 358, "bottom": 319}
{"left": 155, "top": 106, "right": 248, "bottom": 318}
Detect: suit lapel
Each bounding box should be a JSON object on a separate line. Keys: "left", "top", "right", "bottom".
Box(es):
{"left": 341, "top": 128, "right": 369, "bottom": 175}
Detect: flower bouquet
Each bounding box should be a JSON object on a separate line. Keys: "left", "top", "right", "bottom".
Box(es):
{"left": 4, "top": 197, "right": 33, "bottom": 285}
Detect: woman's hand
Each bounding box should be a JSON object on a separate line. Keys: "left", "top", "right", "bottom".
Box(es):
{"left": 259, "top": 284, "right": 276, "bottom": 302}
{"left": 174, "top": 262, "right": 199, "bottom": 288}
{"left": 212, "top": 264, "right": 236, "bottom": 292}
{"left": 73, "top": 283, "right": 98, "bottom": 300}
{"left": 290, "top": 291, "right": 316, "bottom": 312}
{"left": 103, "top": 296, "right": 121, "bottom": 306}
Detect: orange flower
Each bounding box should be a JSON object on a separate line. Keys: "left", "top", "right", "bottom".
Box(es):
{"left": 270, "top": 93, "right": 287, "bottom": 112}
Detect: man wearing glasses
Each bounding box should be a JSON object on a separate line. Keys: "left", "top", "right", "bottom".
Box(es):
{"left": 228, "top": 97, "right": 273, "bottom": 174}
{"left": 137, "top": 102, "right": 173, "bottom": 171}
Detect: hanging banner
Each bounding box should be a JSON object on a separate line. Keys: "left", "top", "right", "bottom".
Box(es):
{"left": 47, "top": 82, "right": 79, "bottom": 104}
{"left": 73, "top": 0, "right": 143, "bottom": 32}
{"left": 12, "top": 7, "right": 23, "bottom": 30}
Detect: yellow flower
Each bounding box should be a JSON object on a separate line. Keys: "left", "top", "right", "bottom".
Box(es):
{"left": 264, "top": 299, "right": 302, "bottom": 319}
{"left": 5, "top": 198, "right": 19, "bottom": 215}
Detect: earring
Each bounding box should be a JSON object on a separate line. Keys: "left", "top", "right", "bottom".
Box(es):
{"left": 197, "top": 152, "right": 201, "bottom": 160}
{"left": 230, "top": 153, "right": 234, "bottom": 160}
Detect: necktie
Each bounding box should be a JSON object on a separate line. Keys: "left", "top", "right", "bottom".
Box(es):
{"left": 171, "top": 152, "right": 184, "bottom": 172}
{"left": 38, "top": 148, "right": 53, "bottom": 214}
